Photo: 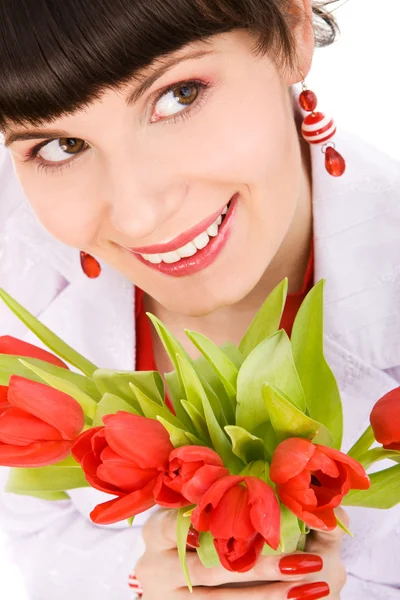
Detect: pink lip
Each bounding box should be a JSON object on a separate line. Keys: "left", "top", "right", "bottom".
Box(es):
{"left": 127, "top": 203, "right": 229, "bottom": 255}
{"left": 131, "top": 193, "right": 239, "bottom": 278}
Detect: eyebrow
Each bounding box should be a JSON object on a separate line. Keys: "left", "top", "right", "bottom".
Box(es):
{"left": 3, "top": 47, "right": 214, "bottom": 148}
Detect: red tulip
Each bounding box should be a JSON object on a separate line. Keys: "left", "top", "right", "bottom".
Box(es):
{"left": 191, "top": 475, "right": 281, "bottom": 572}
{"left": 154, "top": 445, "right": 229, "bottom": 508}
{"left": 0, "top": 375, "right": 84, "bottom": 467}
{"left": 72, "top": 412, "right": 174, "bottom": 525}
{"left": 370, "top": 387, "right": 400, "bottom": 451}
{"left": 270, "top": 438, "right": 370, "bottom": 531}
{"left": 0, "top": 335, "right": 69, "bottom": 369}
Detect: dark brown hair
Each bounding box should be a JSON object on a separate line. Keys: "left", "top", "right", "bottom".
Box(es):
{"left": 0, "top": 0, "right": 340, "bottom": 131}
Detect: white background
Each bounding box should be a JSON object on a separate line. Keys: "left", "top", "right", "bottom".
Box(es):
{"left": 1, "top": 0, "right": 400, "bottom": 598}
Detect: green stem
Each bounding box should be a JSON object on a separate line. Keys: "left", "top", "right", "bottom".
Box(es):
{"left": 347, "top": 425, "right": 375, "bottom": 460}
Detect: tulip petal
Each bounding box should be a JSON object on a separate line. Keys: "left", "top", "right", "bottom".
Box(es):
{"left": 307, "top": 449, "right": 340, "bottom": 478}
{"left": 0, "top": 407, "right": 63, "bottom": 445}
{"left": 181, "top": 465, "right": 230, "bottom": 504}
{"left": 97, "top": 462, "right": 158, "bottom": 493}
{"left": 170, "top": 445, "right": 224, "bottom": 467}
{"left": 191, "top": 476, "right": 243, "bottom": 531}
{"left": 210, "top": 485, "right": 256, "bottom": 540}
{"left": 81, "top": 452, "right": 124, "bottom": 496}
{"left": 90, "top": 480, "right": 156, "bottom": 524}
{"left": 214, "top": 534, "right": 264, "bottom": 572}
{"left": 245, "top": 476, "right": 281, "bottom": 550}
{"left": 0, "top": 336, "right": 69, "bottom": 369}
{"left": 315, "top": 445, "right": 370, "bottom": 490}
{"left": 277, "top": 488, "right": 336, "bottom": 531}
{"left": 103, "top": 412, "right": 173, "bottom": 469}
{"left": 270, "top": 438, "right": 315, "bottom": 484}
{"left": 0, "top": 440, "right": 72, "bottom": 467}
{"left": 8, "top": 376, "right": 84, "bottom": 440}
{"left": 370, "top": 388, "right": 400, "bottom": 446}
{"left": 153, "top": 474, "right": 191, "bottom": 508}
{"left": 71, "top": 427, "right": 104, "bottom": 463}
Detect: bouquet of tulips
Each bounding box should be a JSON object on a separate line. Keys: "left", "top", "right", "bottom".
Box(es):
{"left": 0, "top": 279, "right": 399, "bottom": 589}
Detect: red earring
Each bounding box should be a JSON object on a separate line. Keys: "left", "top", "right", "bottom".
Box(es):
{"left": 80, "top": 251, "right": 101, "bottom": 278}
{"left": 298, "top": 77, "right": 346, "bottom": 177}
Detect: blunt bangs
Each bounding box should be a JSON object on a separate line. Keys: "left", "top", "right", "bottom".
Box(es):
{"left": 0, "top": 0, "right": 338, "bottom": 131}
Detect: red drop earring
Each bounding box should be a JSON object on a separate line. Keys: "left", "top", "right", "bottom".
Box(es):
{"left": 298, "top": 76, "right": 346, "bottom": 177}
{"left": 80, "top": 251, "right": 101, "bottom": 278}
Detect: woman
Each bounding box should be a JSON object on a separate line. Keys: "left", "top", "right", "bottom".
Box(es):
{"left": 0, "top": 0, "right": 399, "bottom": 598}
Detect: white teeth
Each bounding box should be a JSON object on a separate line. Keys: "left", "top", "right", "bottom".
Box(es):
{"left": 143, "top": 253, "right": 162, "bottom": 264}
{"left": 207, "top": 222, "right": 219, "bottom": 237}
{"left": 139, "top": 201, "right": 230, "bottom": 264}
{"left": 160, "top": 250, "right": 181, "bottom": 263}
{"left": 193, "top": 232, "right": 210, "bottom": 250}
{"left": 177, "top": 242, "right": 197, "bottom": 258}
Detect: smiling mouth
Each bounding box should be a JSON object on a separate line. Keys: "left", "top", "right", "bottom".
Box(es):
{"left": 139, "top": 202, "right": 229, "bottom": 265}
{"left": 125, "top": 193, "right": 239, "bottom": 278}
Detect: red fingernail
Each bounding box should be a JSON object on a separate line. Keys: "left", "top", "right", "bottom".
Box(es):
{"left": 186, "top": 526, "right": 200, "bottom": 548}
{"left": 279, "top": 554, "right": 323, "bottom": 575}
{"left": 287, "top": 582, "right": 330, "bottom": 600}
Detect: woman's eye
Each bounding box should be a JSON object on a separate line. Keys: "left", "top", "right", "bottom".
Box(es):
{"left": 153, "top": 82, "right": 200, "bottom": 119}
{"left": 38, "top": 137, "right": 86, "bottom": 162}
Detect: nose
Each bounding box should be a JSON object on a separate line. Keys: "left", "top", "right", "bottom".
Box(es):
{"left": 105, "top": 158, "right": 188, "bottom": 242}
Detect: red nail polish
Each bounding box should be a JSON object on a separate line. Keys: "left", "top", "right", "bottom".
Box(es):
{"left": 279, "top": 554, "right": 323, "bottom": 575}
{"left": 186, "top": 526, "right": 200, "bottom": 548}
{"left": 287, "top": 582, "right": 330, "bottom": 600}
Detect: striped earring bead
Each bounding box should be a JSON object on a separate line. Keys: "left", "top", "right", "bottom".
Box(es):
{"left": 299, "top": 87, "right": 346, "bottom": 177}
{"left": 80, "top": 251, "right": 101, "bottom": 278}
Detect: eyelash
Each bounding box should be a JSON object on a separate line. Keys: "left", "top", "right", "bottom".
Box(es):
{"left": 23, "top": 79, "right": 211, "bottom": 175}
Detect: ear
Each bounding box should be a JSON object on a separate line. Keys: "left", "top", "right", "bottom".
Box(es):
{"left": 284, "top": 0, "right": 315, "bottom": 85}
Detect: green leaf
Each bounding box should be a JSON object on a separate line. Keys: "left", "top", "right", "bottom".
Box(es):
{"left": 156, "top": 417, "right": 204, "bottom": 448}
{"left": 0, "top": 354, "right": 101, "bottom": 400}
{"left": 127, "top": 516, "right": 134, "bottom": 527}
{"left": 279, "top": 505, "right": 302, "bottom": 553}
{"left": 181, "top": 400, "right": 212, "bottom": 444}
{"left": 197, "top": 531, "right": 220, "bottom": 568}
{"left": 358, "top": 448, "right": 400, "bottom": 470}
{"left": 185, "top": 330, "right": 238, "bottom": 412}
{"left": 262, "top": 383, "right": 333, "bottom": 446}
{"left": 145, "top": 314, "right": 196, "bottom": 429}
{"left": 342, "top": 464, "right": 400, "bottom": 508}
{"left": 219, "top": 342, "right": 244, "bottom": 370}
{"left": 225, "top": 426, "right": 265, "bottom": 463}
{"left": 239, "top": 460, "right": 271, "bottom": 483}
{"left": 175, "top": 352, "right": 207, "bottom": 418}
{"left": 347, "top": 426, "right": 375, "bottom": 460}
{"left": 92, "top": 393, "right": 140, "bottom": 426}
{"left": 93, "top": 369, "right": 165, "bottom": 410}
{"left": 0, "top": 288, "right": 98, "bottom": 377}
{"left": 5, "top": 465, "right": 90, "bottom": 494}
{"left": 19, "top": 359, "right": 97, "bottom": 420}
{"left": 194, "top": 380, "right": 243, "bottom": 472}
{"left": 236, "top": 330, "right": 306, "bottom": 435}
{"left": 176, "top": 507, "right": 193, "bottom": 592}
{"left": 291, "top": 280, "right": 343, "bottom": 450}
{"left": 336, "top": 515, "right": 353, "bottom": 537}
{"left": 128, "top": 382, "right": 189, "bottom": 432}
{"left": 239, "top": 278, "right": 288, "bottom": 358}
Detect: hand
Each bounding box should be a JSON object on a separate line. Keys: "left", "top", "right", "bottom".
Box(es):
{"left": 136, "top": 507, "right": 348, "bottom": 599}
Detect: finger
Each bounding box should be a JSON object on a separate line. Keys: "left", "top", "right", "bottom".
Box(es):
{"left": 307, "top": 508, "right": 350, "bottom": 551}
{"left": 142, "top": 508, "right": 177, "bottom": 551}
{"left": 150, "top": 549, "right": 323, "bottom": 587}
{"left": 173, "top": 581, "right": 330, "bottom": 599}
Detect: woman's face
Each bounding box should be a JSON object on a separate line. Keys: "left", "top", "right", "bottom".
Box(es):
{"left": 6, "top": 30, "right": 309, "bottom": 317}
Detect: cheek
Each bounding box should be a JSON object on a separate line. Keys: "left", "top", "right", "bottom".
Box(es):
{"left": 12, "top": 161, "right": 101, "bottom": 248}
